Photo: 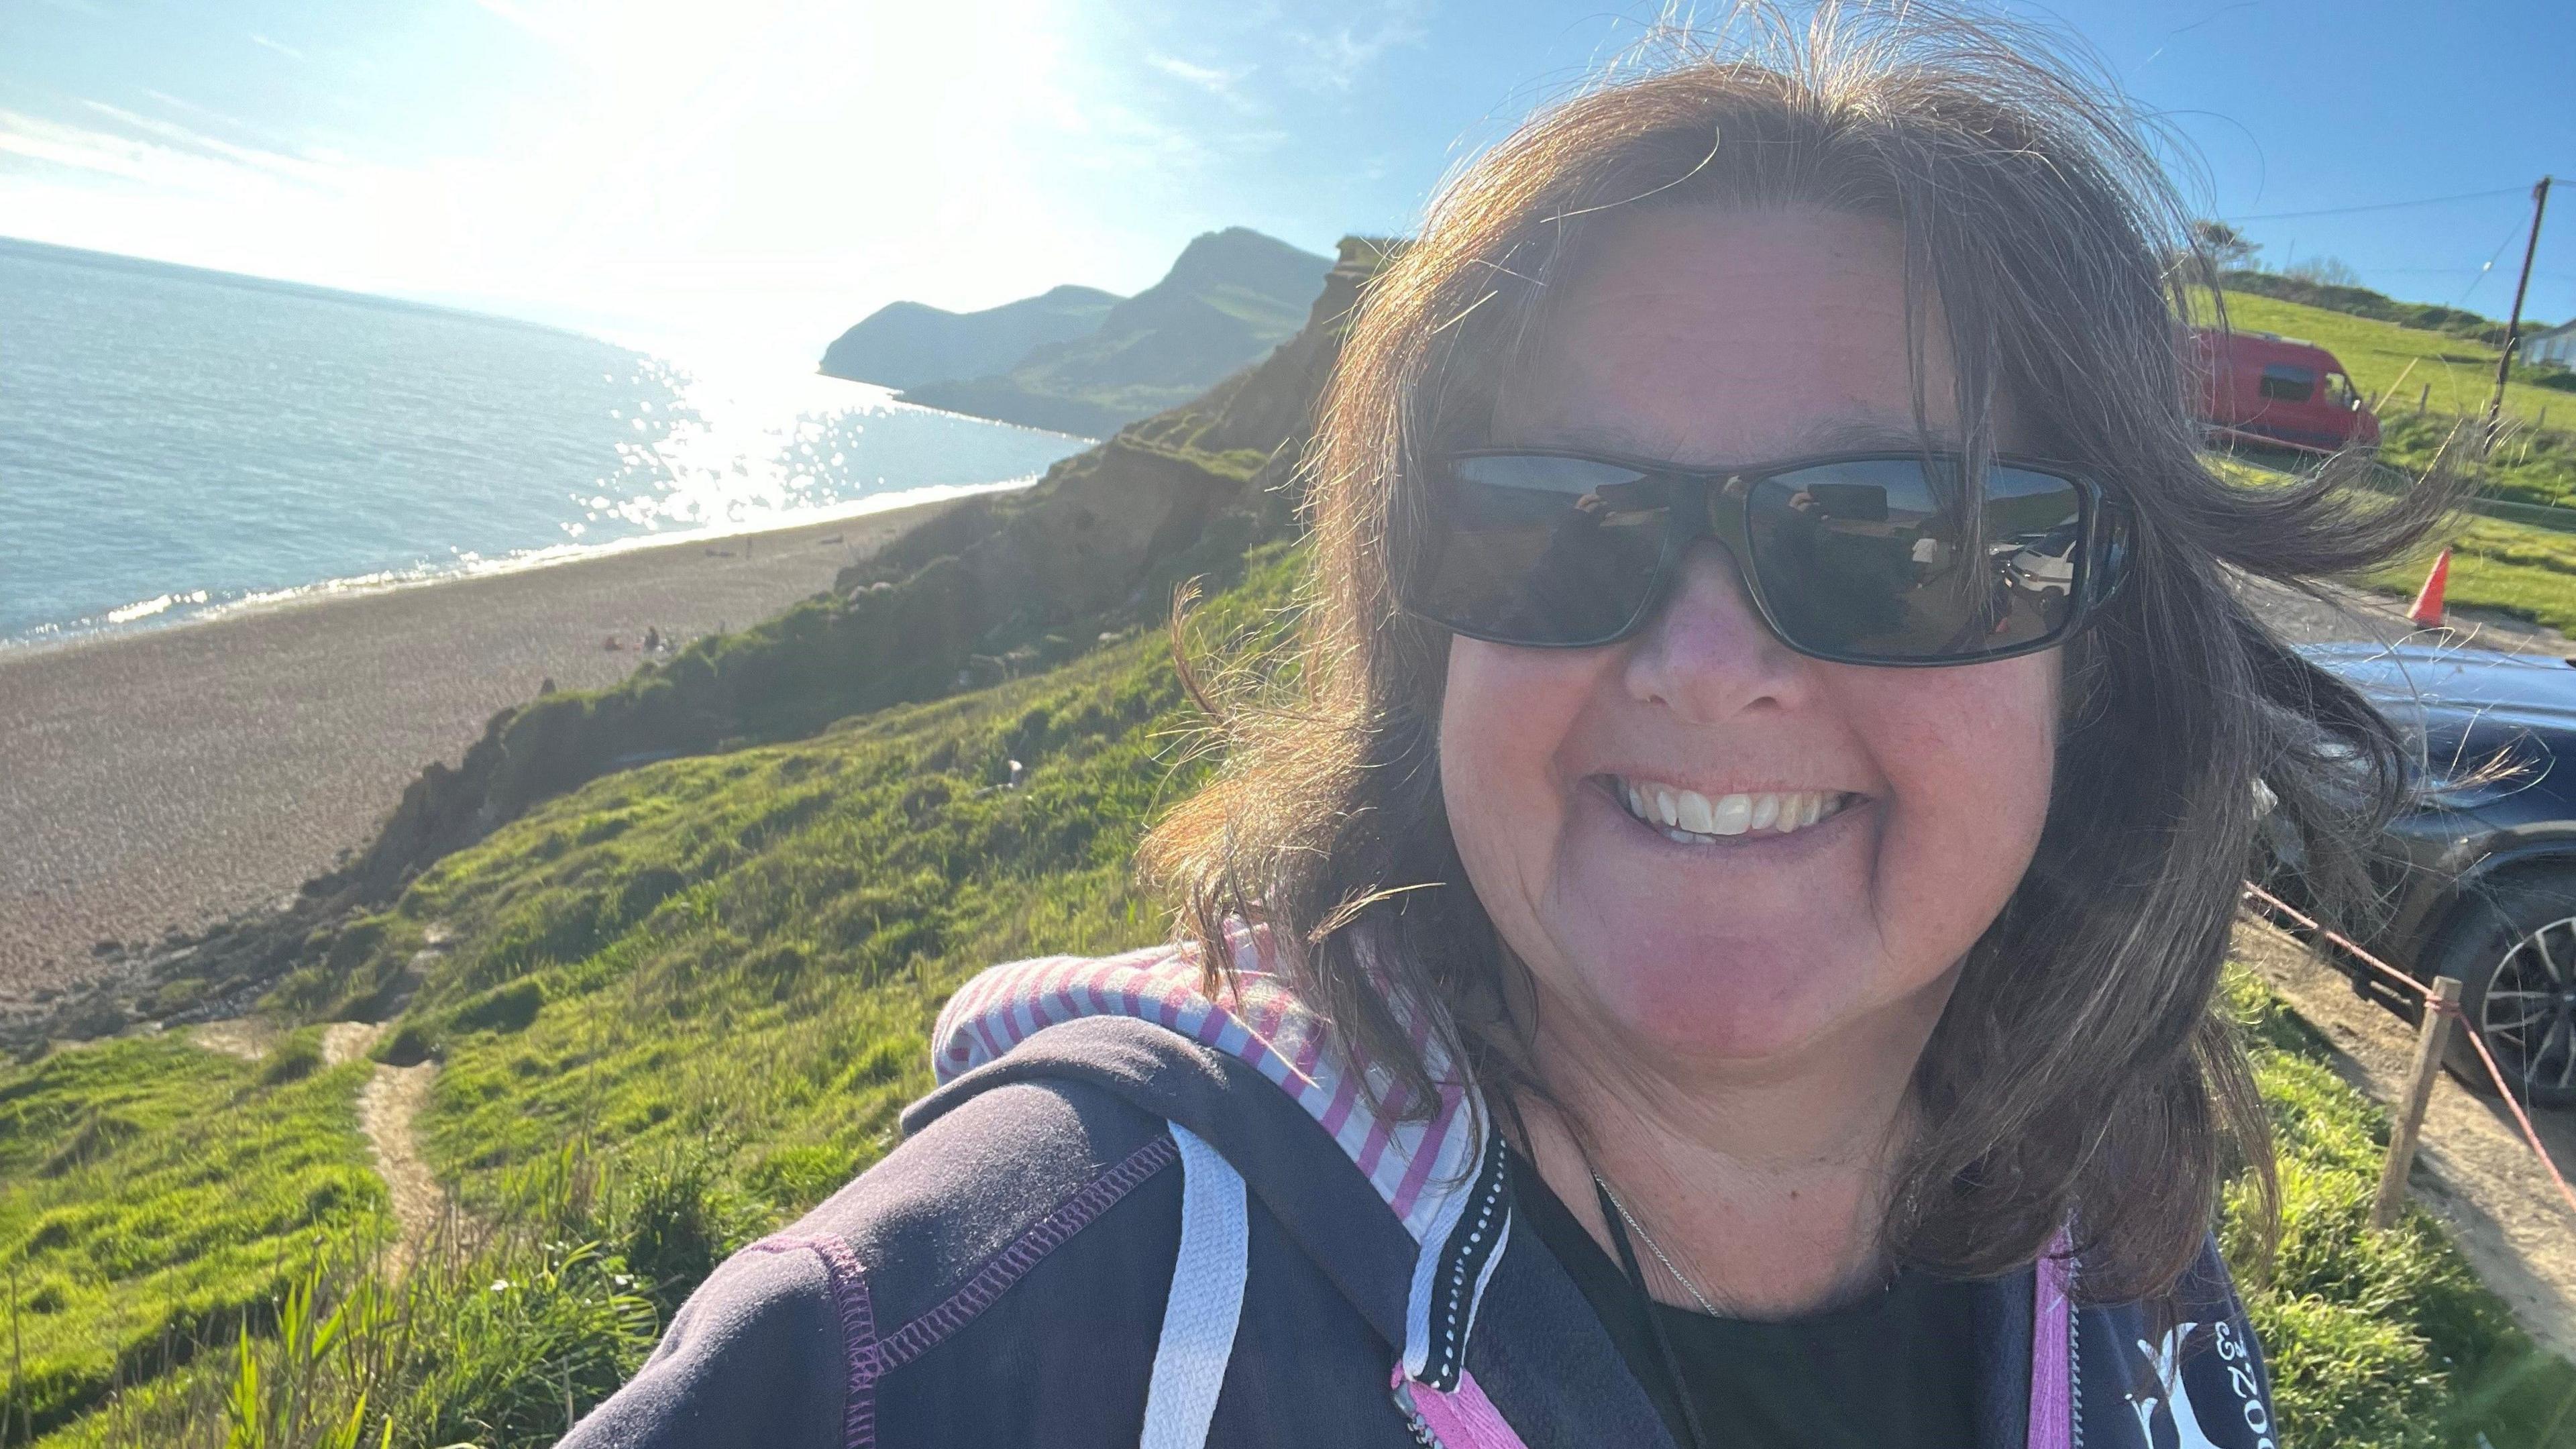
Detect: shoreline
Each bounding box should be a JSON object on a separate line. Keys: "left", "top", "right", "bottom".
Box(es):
{"left": 0, "top": 494, "right": 963, "bottom": 1004}
{"left": 3, "top": 477, "right": 1036, "bottom": 662}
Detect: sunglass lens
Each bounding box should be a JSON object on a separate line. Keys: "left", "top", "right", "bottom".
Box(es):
{"left": 1743, "top": 460, "right": 2086, "bottom": 662}
{"left": 1415, "top": 455, "right": 1674, "bottom": 645}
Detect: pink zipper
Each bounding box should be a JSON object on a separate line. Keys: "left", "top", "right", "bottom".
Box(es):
{"left": 1391, "top": 1367, "right": 1526, "bottom": 1449}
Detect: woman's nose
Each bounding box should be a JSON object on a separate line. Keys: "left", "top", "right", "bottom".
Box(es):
{"left": 1621, "top": 539, "right": 1815, "bottom": 722}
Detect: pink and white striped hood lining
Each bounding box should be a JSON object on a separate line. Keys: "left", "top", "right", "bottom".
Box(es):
{"left": 932, "top": 926, "right": 1483, "bottom": 1246}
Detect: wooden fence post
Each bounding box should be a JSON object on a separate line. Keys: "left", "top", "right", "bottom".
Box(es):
{"left": 2373, "top": 975, "right": 2463, "bottom": 1230}
{"left": 2417, "top": 382, "right": 2430, "bottom": 418}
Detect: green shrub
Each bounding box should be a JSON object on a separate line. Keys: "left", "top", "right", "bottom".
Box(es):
{"left": 258, "top": 1034, "right": 324, "bottom": 1085}
{"left": 372, "top": 1024, "right": 437, "bottom": 1068}
{"left": 608, "top": 1151, "right": 760, "bottom": 1311}
{"left": 447, "top": 981, "right": 544, "bottom": 1036}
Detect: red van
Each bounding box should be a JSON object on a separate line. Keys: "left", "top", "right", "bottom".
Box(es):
{"left": 2190, "top": 328, "right": 2379, "bottom": 453}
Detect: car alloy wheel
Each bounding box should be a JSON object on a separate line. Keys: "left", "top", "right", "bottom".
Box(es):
{"left": 2427, "top": 875, "right": 2576, "bottom": 1109}
{"left": 2483, "top": 913, "right": 2576, "bottom": 1102}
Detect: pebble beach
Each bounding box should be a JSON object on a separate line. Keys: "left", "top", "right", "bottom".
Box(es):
{"left": 0, "top": 501, "right": 956, "bottom": 1005}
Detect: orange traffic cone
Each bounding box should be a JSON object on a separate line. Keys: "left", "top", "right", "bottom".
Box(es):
{"left": 2407, "top": 547, "right": 2451, "bottom": 629}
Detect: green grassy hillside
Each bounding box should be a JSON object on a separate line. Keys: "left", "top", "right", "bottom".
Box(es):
{"left": 2215, "top": 291, "right": 2567, "bottom": 427}
{"left": 2205, "top": 287, "right": 2576, "bottom": 630}
{"left": 5, "top": 549, "right": 1289, "bottom": 1447}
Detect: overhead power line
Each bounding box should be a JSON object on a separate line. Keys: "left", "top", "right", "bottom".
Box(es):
{"left": 2226, "top": 186, "right": 2529, "bottom": 221}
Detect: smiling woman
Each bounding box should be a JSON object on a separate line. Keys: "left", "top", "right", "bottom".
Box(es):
{"left": 560, "top": 9, "right": 2449, "bottom": 1449}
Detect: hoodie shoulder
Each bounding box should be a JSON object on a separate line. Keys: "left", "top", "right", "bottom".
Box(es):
{"left": 564, "top": 1075, "right": 1186, "bottom": 1449}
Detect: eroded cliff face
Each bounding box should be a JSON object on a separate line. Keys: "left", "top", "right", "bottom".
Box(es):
{"left": 21, "top": 238, "right": 1389, "bottom": 1048}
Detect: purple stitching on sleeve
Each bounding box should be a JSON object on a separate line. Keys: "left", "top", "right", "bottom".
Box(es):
{"left": 749, "top": 1234, "right": 881, "bottom": 1448}
{"left": 875, "top": 1133, "right": 1181, "bottom": 1371}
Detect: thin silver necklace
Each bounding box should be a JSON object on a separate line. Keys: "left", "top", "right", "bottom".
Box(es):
{"left": 1589, "top": 1171, "right": 1728, "bottom": 1318}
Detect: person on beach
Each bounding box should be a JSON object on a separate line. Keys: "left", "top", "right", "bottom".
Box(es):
{"left": 563, "top": 12, "right": 2438, "bottom": 1448}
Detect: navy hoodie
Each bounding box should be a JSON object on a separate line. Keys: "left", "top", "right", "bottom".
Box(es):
{"left": 559, "top": 931, "right": 2282, "bottom": 1448}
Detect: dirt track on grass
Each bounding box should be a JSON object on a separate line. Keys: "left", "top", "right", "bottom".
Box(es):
{"left": 186, "top": 1017, "right": 449, "bottom": 1274}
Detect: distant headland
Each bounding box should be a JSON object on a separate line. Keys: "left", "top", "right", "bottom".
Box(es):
{"left": 819, "top": 226, "right": 1332, "bottom": 437}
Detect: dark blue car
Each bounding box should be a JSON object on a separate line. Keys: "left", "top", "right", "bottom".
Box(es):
{"left": 2290, "top": 643, "right": 2576, "bottom": 1108}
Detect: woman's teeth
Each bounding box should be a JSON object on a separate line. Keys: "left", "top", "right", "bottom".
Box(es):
{"left": 1614, "top": 778, "right": 1849, "bottom": 842}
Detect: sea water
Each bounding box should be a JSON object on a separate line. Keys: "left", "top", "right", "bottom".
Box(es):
{"left": 0, "top": 237, "right": 1089, "bottom": 649}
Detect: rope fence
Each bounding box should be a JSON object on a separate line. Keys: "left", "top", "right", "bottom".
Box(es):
{"left": 2240, "top": 879, "right": 2576, "bottom": 1226}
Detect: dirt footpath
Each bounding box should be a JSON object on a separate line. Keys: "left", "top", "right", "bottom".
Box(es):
{"left": 184, "top": 1017, "right": 449, "bottom": 1275}
{"left": 2236, "top": 917, "right": 2576, "bottom": 1358}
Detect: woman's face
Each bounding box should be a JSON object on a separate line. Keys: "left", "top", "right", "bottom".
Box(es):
{"left": 1439, "top": 206, "right": 2060, "bottom": 1071}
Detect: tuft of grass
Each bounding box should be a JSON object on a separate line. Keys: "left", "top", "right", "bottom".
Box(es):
{"left": 258, "top": 1032, "right": 325, "bottom": 1087}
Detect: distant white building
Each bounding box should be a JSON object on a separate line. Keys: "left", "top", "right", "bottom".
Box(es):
{"left": 2526, "top": 319, "right": 2576, "bottom": 368}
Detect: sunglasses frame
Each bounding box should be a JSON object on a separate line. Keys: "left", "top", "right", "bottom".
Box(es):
{"left": 1404, "top": 447, "right": 2133, "bottom": 666}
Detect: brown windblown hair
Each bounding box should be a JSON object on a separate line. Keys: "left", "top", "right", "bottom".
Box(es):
{"left": 1139, "top": 5, "right": 2452, "bottom": 1305}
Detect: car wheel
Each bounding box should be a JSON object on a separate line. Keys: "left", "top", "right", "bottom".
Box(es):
{"left": 2426, "top": 875, "right": 2576, "bottom": 1109}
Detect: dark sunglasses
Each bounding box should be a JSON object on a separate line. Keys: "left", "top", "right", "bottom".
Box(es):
{"left": 1399, "top": 449, "right": 2133, "bottom": 665}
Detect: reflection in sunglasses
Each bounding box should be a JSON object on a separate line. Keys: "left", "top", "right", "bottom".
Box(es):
{"left": 1417, "top": 451, "right": 2103, "bottom": 659}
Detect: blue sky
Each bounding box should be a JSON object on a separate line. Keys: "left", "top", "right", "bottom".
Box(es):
{"left": 3, "top": 0, "right": 2569, "bottom": 360}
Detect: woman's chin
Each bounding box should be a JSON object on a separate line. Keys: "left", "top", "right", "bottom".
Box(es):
{"left": 1599, "top": 974, "right": 1851, "bottom": 1065}
{"left": 1533, "top": 929, "right": 1876, "bottom": 1068}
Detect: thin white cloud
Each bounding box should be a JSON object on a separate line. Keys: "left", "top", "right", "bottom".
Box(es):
{"left": 1286, "top": 1, "right": 1434, "bottom": 92}
{"left": 246, "top": 32, "right": 309, "bottom": 62}
{"left": 1145, "top": 53, "right": 1263, "bottom": 115}
{"left": 0, "top": 108, "right": 239, "bottom": 189}
{"left": 68, "top": 101, "right": 343, "bottom": 188}
{"left": 138, "top": 89, "right": 331, "bottom": 159}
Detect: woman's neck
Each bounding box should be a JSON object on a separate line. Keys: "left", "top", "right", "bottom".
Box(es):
{"left": 1512, "top": 982, "right": 1945, "bottom": 1320}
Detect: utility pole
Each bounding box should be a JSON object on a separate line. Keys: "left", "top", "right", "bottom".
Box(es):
{"left": 2484, "top": 176, "right": 2553, "bottom": 452}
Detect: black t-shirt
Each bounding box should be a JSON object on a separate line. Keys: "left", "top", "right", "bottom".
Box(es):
{"left": 1509, "top": 1151, "right": 1988, "bottom": 1448}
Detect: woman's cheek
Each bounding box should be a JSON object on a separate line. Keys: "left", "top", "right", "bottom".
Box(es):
{"left": 1858, "top": 658, "right": 2058, "bottom": 941}
{"left": 1438, "top": 641, "right": 1595, "bottom": 931}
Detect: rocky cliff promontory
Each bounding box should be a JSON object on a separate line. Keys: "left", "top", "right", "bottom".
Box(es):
{"left": 833, "top": 227, "right": 1332, "bottom": 438}
{"left": 819, "top": 284, "right": 1120, "bottom": 392}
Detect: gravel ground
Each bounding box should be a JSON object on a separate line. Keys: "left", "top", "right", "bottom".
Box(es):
{"left": 0, "top": 501, "right": 956, "bottom": 1004}
{"left": 2246, "top": 574, "right": 2573, "bottom": 657}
